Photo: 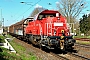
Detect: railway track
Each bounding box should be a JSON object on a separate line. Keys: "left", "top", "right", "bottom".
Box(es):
{"left": 75, "top": 43, "right": 90, "bottom": 48}
{"left": 50, "top": 50, "right": 90, "bottom": 60}
{"left": 75, "top": 43, "right": 90, "bottom": 59}
{"left": 17, "top": 38, "right": 90, "bottom": 60}
{"left": 50, "top": 52, "right": 69, "bottom": 60}
{"left": 10, "top": 36, "right": 90, "bottom": 60}
{"left": 68, "top": 52, "right": 90, "bottom": 60}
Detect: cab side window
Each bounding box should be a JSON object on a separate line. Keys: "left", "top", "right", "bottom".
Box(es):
{"left": 38, "top": 15, "right": 44, "bottom": 20}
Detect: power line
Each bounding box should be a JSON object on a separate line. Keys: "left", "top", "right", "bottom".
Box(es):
{"left": 13, "top": 5, "right": 25, "bottom": 17}
{"left": 14, "top": 0, "right": 41, "bottom": 22}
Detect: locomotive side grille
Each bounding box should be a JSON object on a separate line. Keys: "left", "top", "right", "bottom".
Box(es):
{"left": 46, "top": 23, "right": 55, "bottom": 36}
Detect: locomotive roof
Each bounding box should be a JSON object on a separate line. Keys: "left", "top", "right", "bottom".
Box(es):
{"left": 39, "top": 10, "right": 60, "bottom": 14}
{"left": 33, "top": 9, "right": 61, "bottom": 20}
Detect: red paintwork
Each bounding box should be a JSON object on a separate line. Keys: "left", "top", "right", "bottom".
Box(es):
{"left": 25, "top": 10, "right": 70, "bottom": 36}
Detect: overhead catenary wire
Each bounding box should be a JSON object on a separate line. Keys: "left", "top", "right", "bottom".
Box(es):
{"left": 13, "top": 0, "right": 41, "bottom": 22}
{"left": 13, "top": 5, "right": 25, "bottom": 18}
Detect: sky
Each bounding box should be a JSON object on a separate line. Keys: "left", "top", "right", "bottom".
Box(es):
{"left": 0, "top": 0, "right": 90, "bottom": 26}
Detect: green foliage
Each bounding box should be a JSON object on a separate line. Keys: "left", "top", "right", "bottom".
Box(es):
{"left": 79, "top": 14, "right": 90, "bottom": 35}
{"left": 87, "top": 14, "right": 90, "bottom": 30}
{"left": 0, "top": 35, "right": 5, "bottom": 43}
{"left": 0, "top": 47, "right": 21, "bottom": 60}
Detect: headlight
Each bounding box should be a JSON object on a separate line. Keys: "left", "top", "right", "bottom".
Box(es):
{"left": 57, "top": 18, "right": 60, "bottom": 20}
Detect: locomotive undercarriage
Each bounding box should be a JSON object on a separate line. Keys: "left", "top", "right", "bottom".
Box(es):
{"left": 27, "top": 34, "right": 76, "bottom": 50}
{"left": 43, "top": 36, "right": 76, "bottom": 50}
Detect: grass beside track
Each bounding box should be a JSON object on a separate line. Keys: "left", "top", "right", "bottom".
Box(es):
{"left": 0, "top": 47, "right": 21, "bottom": 60}
{"left": 0, "top": 34, "right": 38, "bottom": 60}
{"left": 76, "top": 40, "right": 90, "bottom": 45}
{"left": 74, "top": 36, "right": 90, "bottom": 45}
{"left": 0, "top": 46, "right": 37, "bottom": 60}
{"left": 9, "top": 39, "right": 38, "bottom": 60}
{"left": 74, "top": 36, "right": 90, "bottom": 39}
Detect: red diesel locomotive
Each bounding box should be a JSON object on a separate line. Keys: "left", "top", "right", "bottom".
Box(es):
{"left": 9, "top": 9, "right": 76, "bottom": 50}
{"left": 25, "top": 9, "right": 76, "bottom": 50}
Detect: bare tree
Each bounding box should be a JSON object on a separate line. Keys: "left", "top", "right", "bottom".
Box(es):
{"left": 56, "top": 0, "right": 86, "bottom": 23}
{"left": 30, "top": 7, "right": 46, "bottom": 17}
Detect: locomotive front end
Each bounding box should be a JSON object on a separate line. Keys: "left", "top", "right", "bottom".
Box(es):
{"left": 41, "top": 11, "right": 76, "bottom": 50}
